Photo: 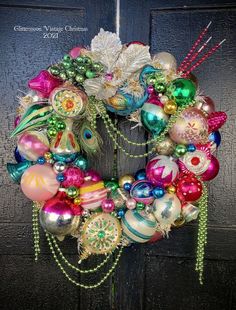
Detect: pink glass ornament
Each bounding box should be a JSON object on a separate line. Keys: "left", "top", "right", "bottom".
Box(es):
{"left": 17, "top": 131, "right": 50, "bottom": 161}
{"left": 207, "top": 111, "right": 227, "bottom": 133}
{"left": 200, "top": 155, "right": 219, "bottom": 181}
{"left": 148, "top": 231, "right": 163, "bottom": 243}
{"left": 101, "top": 199, "right": 115, "bottom": 213}
{"left": 176, "top": 174, "right": 203, "bottom": 202}
{"left": 28, "top": 70, "right": 62, "bottom": 98}
{"left": 169, "top": 107, "right": 208, "bottom": 144}
{"left": 147, "top": 85, "right": 154, "bottom": 94}
{"left": 21, "top": 164, "right": 59, "bottom": 201}
{"left": 126, "top": 198, "right": 137, "bottom": 210}
{"left": 62, "top": 167, "right": 85, "bottom": 188}
{"left": 14, "top": 116, "right": 21, "bottom": 128}
{"left": 146, "top": 155, "right": 179, "bottom": 187}
{"left": 85, "top": 169, "right": 102, "bottom": 182}
{"left": 195, "top": 96, "right": 215, "bottom": 114}
{"left": 69, "top": 46, "right": 83, "bottom": 58}
{"left": 148, "top": 92, "right": 164, "bottom": 108}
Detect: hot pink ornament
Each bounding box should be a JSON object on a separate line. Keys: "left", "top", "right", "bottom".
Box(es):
{"left": 176, "top": 174, "right": 203, "bottom": 202}
{"left": 85, "top": 169, "right": 102, "bottom": 182}
{"left": 207, "top": 111, "right": 227, "bottom": 133}
{"left": 148, "top": 92, "right": 164, "bottom": 108}
{"left": 101, "top": 199, "right": 115, "bottom": 213}
{"left": 146, "top": 155, "right": 179, "bottom": 187}
{"left": 14, "top": 116, "right": 21, "bottom": 128}
{"left": 200, "top": 155, "right": 220, "bottom": 181}
{"left": 28, "top": 70, "right": 62, "bottom": 98}
{"left": 69, "top": 46, "right": 83, "bottom": 59}
{"left": 62, "top": 167, "right": 85, "bottom": 188}
{"left": 21, "top": 164, "right": 59, "bottom": 201}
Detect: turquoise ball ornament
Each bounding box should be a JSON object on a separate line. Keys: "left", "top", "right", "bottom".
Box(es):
{"left": 152, "top": 187, "right": 165, "bottom": 198}
{"left": 73, "top": 154, "right": 88, "bottom": 170}
{"left": 141, "top": 102, "right": 169, "bottom": 135}
{"left": 167, "top": 78, "right": 196, "bottom": 106}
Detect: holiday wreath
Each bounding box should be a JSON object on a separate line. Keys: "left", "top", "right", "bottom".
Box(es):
{"left": 7, "top": 24, "right": 227, "bottom": 288}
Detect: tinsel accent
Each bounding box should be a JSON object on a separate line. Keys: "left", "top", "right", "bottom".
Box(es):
{"left": 32, "top": 203, "right": 41, "bottom": 261}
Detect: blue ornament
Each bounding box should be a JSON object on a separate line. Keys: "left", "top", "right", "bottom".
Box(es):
{"left": 37, "top": 156, "right": 46, "bottom": 165}
{"left": 14, "top": 147, "right": 26, "bottom": 163}
{"left": 117, "top": 209, "right": 125, "bottom": 218}
{"left": 56, "top": 173, "right": 65, "bottom": 182}
{"left": 123, "top": 182, "right": 132, "bottom": 191}
{"left": 52, "top": 152, "right": 79, "bottom": 163}
{"left": 130, "top": 180, "right": 154, "bottom": 204}
{"left": 134, "top": 169, "right": 146, "bottom": 181}
{"left": 208, "top": 131, "right": 221, "bottom": 147}
{"left": 187, "top": 144, "right": 196, "bottom": 152}
{"left": 152, "top": 187, "right": 165, "bottom": 198}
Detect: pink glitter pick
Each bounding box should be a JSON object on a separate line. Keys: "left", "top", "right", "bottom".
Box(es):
{"left": 207, "top": 111, "right": 227, "bottom": 133}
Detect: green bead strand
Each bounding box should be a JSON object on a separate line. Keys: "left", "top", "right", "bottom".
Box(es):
{"left": 32, "top": 203, "right": 41, "bottom": 262}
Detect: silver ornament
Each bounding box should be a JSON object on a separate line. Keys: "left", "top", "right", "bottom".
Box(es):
{"left": 152, "top": 52, "right": 177, "bottom": 72}
{"left": 53, "top": 161, "right": 67, "bottom": 174}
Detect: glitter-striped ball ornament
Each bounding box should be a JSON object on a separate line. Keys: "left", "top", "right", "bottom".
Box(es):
{"left": 80, "top": 180, "right": 108, "bottom": 210}
{"left": 121, "top": 210, "right": 157, "bottom": 243}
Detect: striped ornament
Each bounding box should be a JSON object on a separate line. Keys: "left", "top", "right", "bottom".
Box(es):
{"left": 80, "top": 180, "right": 108, "bottom": 210}
{"left": 121, "top": 210, "right": 157, "bottom": 243}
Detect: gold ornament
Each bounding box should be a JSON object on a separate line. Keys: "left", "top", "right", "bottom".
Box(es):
{"left": 118, "top": 174, "right": 135, "bottom": 188}
{"left": 155, "top": 136, "right": 175, "bottom": 156}
{"left": 167, "top": 185, "right": 176, "bottom": 194}
{"left": 164, "top": 100, "right": 177, "bottom": 115}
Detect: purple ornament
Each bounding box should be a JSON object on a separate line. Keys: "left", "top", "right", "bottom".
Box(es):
{"left": 200, "top": 155, "right": 220, "bottom": 181}
{"left": 85, "top": 169, "right": 102, "bottom": 182}
{"left": 101, "top": 199, "right": 115, "bottom": 213}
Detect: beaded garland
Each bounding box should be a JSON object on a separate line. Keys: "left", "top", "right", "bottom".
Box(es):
{"left": 7, "top": 26, "right": 227, "bottom": 287}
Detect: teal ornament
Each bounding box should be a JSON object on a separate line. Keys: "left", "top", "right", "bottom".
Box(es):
{"left": 167, "top": 78, "right": 196, "bottom": 106}
{"left": 52, "top": 152, "right": 79, "bottom": 163}
{"left": 141, "top": 102, "right": 169, "bottom": 135}
{"left": 7, "top": 161, "right": 34, "bottom": 183}
{"left": 73, "top": 154, "right": 89, "bottom": 170}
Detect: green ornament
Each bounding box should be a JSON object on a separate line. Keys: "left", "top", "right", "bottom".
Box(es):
{"left": 62, "top": 60, "right": 72, "bottom": 69}
{"left": 167, "top": 78, "right": 196, "bottom": 106}
{"left": 104, "top": 180, "right": 119, "bottom": 192}
{"left": 93, "top": 62, "right": 104, "bottom": 72}
{"left": 97, "top": 230, "right": 105, "bottom": 239}
{"left": 63, "top": 54, "right": 71, "bottom": 62}
{"left": 82, "top": 56, "right": 92, "bottom": 65}
{"left": 47, "top": 126, "right": 57, "bottom": 138}
{"left": 56, "top": 121, "right": 66, "bottom": 131}
{"left": 66, "top": 68, "right": 76, "bottom": 78}
{"left": 174, "top": 144, "right": 187, "bottom": 157}
{"left": 67, "top": 186, "right": 79, "bottom": 198}
{"left": 85, "top": 70, "right": 96, "bottom": 79}
{"left": 154, "top": 82, "right": 166, "bottom": 93}
{"left": 49, "top": 66, "right": 60, "bottom": 76}
{"left": 76, "top": 56, "right": 84, "bottom": 63}
{"left": 146, "top": 74, "right": 157, "bottom": 85}
{"left": 59, "top": 72, "right": 67, "bottom": 80}
{"left": 74, "top": 155, "right": 88, "bottom": 170}
{"left": 75, "top": 74, "right": 85, "bottom": 83}
{"left": 47, "top": 115, "right": 58, "bottom": 126}
{"left": 136, "top": 202, "right": 145, "bottom": 211}
{"left": 77, "top": 65, "right": 87, "bottom": 74}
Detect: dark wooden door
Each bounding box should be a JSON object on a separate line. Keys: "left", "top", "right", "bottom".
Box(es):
{"left": 0, "top": 1, "right": 235, "bottom": 309}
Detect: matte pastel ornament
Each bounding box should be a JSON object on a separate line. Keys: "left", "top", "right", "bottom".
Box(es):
{"left": 21, "top": 164, "right": 60, "bottom": 201}
{"left": 130, "top": 180, "right": 154, "bottom": 205}
{"left": 176, "top": 174, "right": 203, "bottom": 202}
{"left": 28, "top": 70, "right": 62, "bottom": 98}
{"left": 169, "top": 107, "right": 208, "bottom": 144}
{"left": 155, "top": 136, "right": 175, "bottom": 156}
{"left": 167, "top": 78, "right": 196, "bottom": 106}
{"left": 85, "top": 169, "right": 102, "bottom": 182}
{"left": 62, "top": 167, "right": 85, "bottom": 188}
{"left": 7, "top": 161, "right": 34, "bottom": 183}
{"left": 208, "top": 131, "right": 221, "bottom": 147}
{"left": 79, "top": 180, "right": 108, "bottom": 210}
{"left": 207, "top": 111, "right": 227, "bottom": 133}
{"left": 200, "top": 155, "right": 220, "bottom": 181}
{"left": 17, "top": 131, "right": 50, "bottom": 161}
{"left": 134, "top": 169, "right": 146, "bottom": 181}
{"left": 141, "top": 102, "right": 169, "bottom": 136}
{"left": 121, "top": 210, "right": 157, "bottom": 243}
{"left": 126, "top": 198, "right": 136, "bottom": 210}
{"left": 195, "top": 96, "right": 215, "bottom": 114}
{"left": 14, "top": 147, "right": 26, "bottom": 163}
{"left": 152, "top": 52, "right": 177, "bottom": 71}
{"left": 101, "top": 199, "right": 115, "bottom": 213}
{"left": 146, "top": 155, "right": 179, "bottom": 187}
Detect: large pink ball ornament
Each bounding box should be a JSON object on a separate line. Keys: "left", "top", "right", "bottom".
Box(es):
{"left": 200, "top": 155, "right": 220, "bottom": 181}
{"left": 169, "top": 107, "right": 208, "bottom": 144}
{"left": 146, "top": 155, "right": 179, "bottom": 187}
{"left": 21, "top": 164, "right": 59, "bottom": 201}
{"left": 195, "top": 96, "right": 215, "bottom": 115}
{"left": 62, "top": 167, "right": 85, "bottom": 188}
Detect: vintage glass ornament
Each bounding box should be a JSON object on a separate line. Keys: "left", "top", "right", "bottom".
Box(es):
{"left": 207, "top": 111, "right": 227, "bottom": 133}
{"left": 14, "top": 147, "right": 26, "bottom": 163}
{"left": 20, "top": 164, "right": 59, "bottom": 201}
{"left": 182, "top": 203, "right": 199, "bottom": 222}
{"left": 176, "top": 174, "right": 203, "bottom": 202}
{"left": 118, "top": 174, "right": 135, "bottom": 188}
{"left": 152, "top": 187, "right": 165, "bottom": 198}
{"left": 101, "top": 199, "right": 115, "bottom": 213}
{"left": 146, "top": 155, "right": 179, "bottom": 187}
{"left": 152, "top": 193, "right": 181, "bottom": 227}
{"left": 40, "top": 196, "right": 79, "bottom": 236}
{"left": 195, "top": 96, "right": 215, "bottom": 114}
{"left": 7, "top": 161, "right": 34, "bottom": 183}
{"left": 130, "top": 180, "right": 154, "bottom": 205}
{"left": 17, "top": 131, "right": 50, "bottom": 161}
{"left": 155, "top": 136, "right": 175, "bottom": 156}
{"left": 126, "top": 198, "right": 136, "bottom": 210}
{"left": 82, "top": 213, "right": 121, "bottom": 254}
{"left": 163, "top": 100, "right": 177, "bottom": 115}
{"left": 134, "top": 169, "right": 146, "bottom": 181}
{"left": 167, "top": 78, "right": 196, "bottom": 106}
{"left": 174, "top": 144, "right": 187, "bottom": 157}
{"left": 53, "top": 161, "right": 67, "bottom": 174}
{"left": 61, "top": 167, "right": 84, "bottom": 188}
{"left": 104, "top": 180, "right": 119, "bottom": 192}
{"left": 208, "top": 131, "right": 221, "bottom": 147}
{"left": 152, "top": 52, "right": 177, "bottom": 71}
{"left": 79, "top": 180, "right": 108, "bottom": 210}
{"left": 141, "top": 102, "right": 169, "bottom": 136}
{"left": 169, "top": 107, "right": 208, "bottom": 144}
{"left": 121, "top": 210, "right": 157, "bottom": 243}
{"left": 73, "top": 155, "right": 88, "bottom": 170}
{"left": 200, "top": 155, "right": 219, "bottom": 181}
{"left": 110, "top": 188, "right": 128, "bottom": 208}
{"left": 85, "top": 169, "right": 102, "bottom": 182}
{"left": 66, "top": 186, "right": 79, "bottom": 198}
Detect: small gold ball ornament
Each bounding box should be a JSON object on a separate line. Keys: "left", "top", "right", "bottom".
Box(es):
{"left": 164, "top": 100, "right": 177, "bottom": 115}
{"left": 118, "top": 174, "right": 135, "bottom": 188}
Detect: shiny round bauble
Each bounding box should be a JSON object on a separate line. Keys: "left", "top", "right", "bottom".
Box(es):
{"left": 154, "top": 82, "right": 166, "bottom": 93}
{"left": 146, "top": 155, "right": 179, "bottom": 187}
{"left": 75, "top": 74, "right": 85, "bottom": 83}
{"left": 182, "top": 203, "right": 199, "bottom": 222}
{"left": 49, "top": 85, "right": 88, "bottom": 118}
{"left": 130, "top": 180, "right": 154, "bottom": 205}
{"left": 200, "top": 155, "right": 220, "bottom": 181}
{"left": 118, "top": 174, "right": 135, "bottom": 188}
{"left": 126, "top": 198, "right": 136, "bottom": 210}
{"left": 121, "top": 210, "right": 157, "bottom": 243}
{"left": 14, "top": 147, "right": 26, "bottom": 163}
{"left": 187, "top": 144, "right": 196, "bottom": 152}
{"left": 164, "top": 100, "right": 177, "bottom": 115}
{"left": 66, "top": 186, "right": 79, "bottom": 198}
{"left": 169, "top": 107, "right": 208, "bottom": 144}
{"left": 73, "top": 155, "right": 88, "bottom": 170}
{"left": 195, "top": 96, "right": 215, "bottom": 115}
{"left": 47, "top": 115, "right": 57, "bottom": 126}
{"left": 85, "top": 169, "right": 102, "bottom": 182}
{"left": 176, "top": 174, "right": 203, "bottom": 202}
{"left": 44, "top": 151, "right": 53, "bottom": 160}
{"left": 123, "top": 182, "right": 132, "bottom": 191}
{"left": 55, "top": 121, "right": 66, "bottom": 131}
{"left": 152, "top": 193, "right": 181, "bottom": 225}
{"left": 37, "top": 156, "right": 46, "bottom": 165}
{"left": 117, "top": 209, "right": 125, "bottom": 218}
{"left": 134, "top": 169, "right": 146, "bottom": 181}
{"left": 174, "top": 144, "right": 187, "bottom": 157}
{"left": 73, "top": 197, "right": 81, "bottom": 205}
{"left": 40, "top": 197, "right": 79, "bottom": 236}
{"left": 47, "top": 127, "right": 57, "bottom": 138}
{"left": 21, "top": 164, "right": 59, "bottom": 201}
{"left": 136, "top": 202, "right": 145, "bottom": 211}
{"left": 167, "top": 78, "right": 196, "bottom": 106}
{"left": 17, "top": 131, "right": 50, "bottom": 161}
{"left": 53, "top": 161, "right": 67, "bottom": 174}
{"left": 160, "top": 95, "right": 169, "bottom": 105}
{"left": 152, "top": 187, "right": 165, "bottom": 198}
{"left": 208, "top": 131, "right": 221, "bottom": 147}
{"left": 166, "top": 185, "right": 176, "bottom": 194}
{"left": 155, "top": 136, "right": 175, "bottom": 156}
{"left": 82, "top": 213, "right": 121, "bottom": 254}
{"left": 141, "top": 102, "right": 169, "bottom": 136}
{"left": 101, "top": 199, "right": 115, "bottom": 213}
{"left": 79, "top": 180, "right": 108, "bottom": 210}
{"left": 178, "top": 149, "right": 211, "bottom": 175}
{"left": 85, "top": 70, "right": 96, "bottom": 79}
{"left": 104, "top": 180, "right": 119, "bottom": 192}
{"left": 56, "top": 174, "right": 65, "bottom": 182}
{"left": 61, "top": 167, "right": 84, "bottom": 188}
{"left": 152, "top": 52, "right": 177, "bottom": 72}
